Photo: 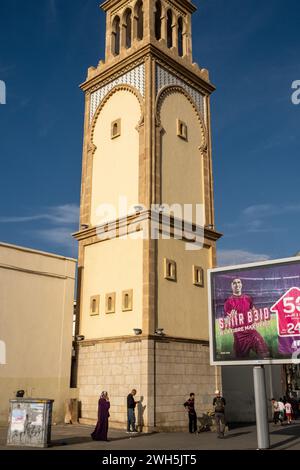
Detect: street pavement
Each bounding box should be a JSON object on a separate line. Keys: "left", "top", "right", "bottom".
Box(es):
{"left": 1, "top": 421, "right": 300, "bottom": 450}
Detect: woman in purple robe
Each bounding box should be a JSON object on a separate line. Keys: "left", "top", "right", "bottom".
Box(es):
{"left": 91, "top": 391, "right": 110, "bottom": 441}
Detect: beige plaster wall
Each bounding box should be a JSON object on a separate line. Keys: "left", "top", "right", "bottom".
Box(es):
{"left": 0, "top": 243, "right": 76, "bottom": 424}
{"left": 90, "top": 89, "right": 141, "bottom": 226}
{"left": 80, "top": 235, "right": 143, "bottom": 339}
{"left": 159, "top": 91, "right": 205, "bottom": 222}
{"left": 157, "top": 238, "right": 212, "bottom": 340}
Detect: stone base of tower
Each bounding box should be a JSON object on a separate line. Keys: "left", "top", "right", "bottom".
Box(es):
{"left": 77, "top": 338, "right": 221, "bottom": 432}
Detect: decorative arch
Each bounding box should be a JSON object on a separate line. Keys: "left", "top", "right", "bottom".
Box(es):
{"left": 155, "top": 0, "right": 162, "bottom": 40}
{"left": 112, "top": 16, "right": 121, "bottom": 55}
{"left": 134, "top": 0, "right": 144, "bottom": 40}
{"left": 90, "top": 84, "right": 144, "bottom": 150}
{"left": 178, "top": 17, "right": 184, "bottom": 56}
{"left": 154, "top": 85, "right": 208, "bottom": 206}
{"left": 167, "top": 9, "right": 173, "bottom": 48}
{"left": 155, "top": 85, "right": 207, "bottom": 152}
{"left": 85, "top": 85, "right": 146, "bottom": 225}
{"left": 123, "top": 8, "right": 133, "bottom": 48}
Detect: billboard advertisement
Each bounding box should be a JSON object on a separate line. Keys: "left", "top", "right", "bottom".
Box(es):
{"left": 208, "top": 257, "right": 300, "bottom": 365}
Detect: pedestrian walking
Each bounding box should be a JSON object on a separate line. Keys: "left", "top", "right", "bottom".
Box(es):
{"left": 91, "top": 391, "right": 110, "bottom": 441}
{"left": 271, "top": 398, "right": 280, "bottom": 424}
{"left": 183, "top": 393, "right": 197, "bottom": 433}
{"left": 213, "top": 390, "right": 226, "bottom": 438}
{"left": 278, "top": 398, "right": 285, "bottom": 425}
{"left": 285, "top": 401, "right": 292, "bottom": 424}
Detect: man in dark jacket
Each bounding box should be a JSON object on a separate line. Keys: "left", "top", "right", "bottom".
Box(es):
{"left": 213, "top": 390, "right": 226, "bottom": 438}
{"left": 127, "top": 389, "right": 139, "bottom": 432}
{"left": 184, "top": 393, "right": 197, "bottom": 433}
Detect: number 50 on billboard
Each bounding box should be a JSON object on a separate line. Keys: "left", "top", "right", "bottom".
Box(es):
{"left": 208, "top": 256, "right": 300, "bottom": 365}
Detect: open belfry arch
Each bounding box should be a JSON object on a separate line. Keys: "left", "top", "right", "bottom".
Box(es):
{"left": 73, "top": 0, "right": 222, "bottom": 431}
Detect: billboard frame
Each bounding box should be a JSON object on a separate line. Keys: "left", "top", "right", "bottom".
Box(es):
{"left": 208, "top": 255, "right": 300, "bottom": 366}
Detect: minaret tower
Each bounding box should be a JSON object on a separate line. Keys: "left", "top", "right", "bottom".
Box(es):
{"left": 74, "top": 0, "right": 222, "bottom": 431}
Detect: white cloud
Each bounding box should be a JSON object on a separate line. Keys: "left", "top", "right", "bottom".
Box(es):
{"left": 0, "top": 204, "right": 79, "bottom": 254}
{"left": 0, "top": 204, "right": 79, "bottom": 225}
{"left": 0, "top": 215, "right": 45, "bottom": 223}
{"left": 217, "top": 249, "right": 270, "bottom": 267}
{"left": 242, "top": 203, "right": 300, "bottom": 219}
{"left": 224, "top": 202, "right": 300, "bottom": 236}
{"left": 36, "top": 227, "right": 76, "bottom": 248}
{"left": 47, "top": 204, "right": 79, "bottom": 224}
{"left": 242, "top": 204, "right": 274, "bottom": 217}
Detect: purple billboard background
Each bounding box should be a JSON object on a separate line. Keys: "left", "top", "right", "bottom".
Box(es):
{"left": 212, "top": 262, "right": 300, "bottom": 318}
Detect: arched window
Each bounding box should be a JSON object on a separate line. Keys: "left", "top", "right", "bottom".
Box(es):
{"left": 108, "top": 296, "right": 112, "bottom": 311}
{"left": 167, "top": 10, "right": 173, "bottom": 48}
{"left": 112, "top": 16, "right": 120, "bottom": 55}
{"left": 135, "top": 0, "right": 143, "bottom": 40}
{"left": 155, "top": 1, "right": 162, "bottom": 40}
{"left": 178, "top": 17, "right": 183, "bottom": 56}
{"left": 124, "top": 9, "right": 132, "bottom": 48}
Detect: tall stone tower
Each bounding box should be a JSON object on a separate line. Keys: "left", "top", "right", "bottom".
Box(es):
{"left": 74, "top": 0, "right": 222, "bottom": 431}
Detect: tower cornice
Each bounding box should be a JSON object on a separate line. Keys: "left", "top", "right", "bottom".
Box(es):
{"left": 100, "top": 0, "right": 197, "bottom": 15}
{"left": 80, "top": 43, "right": 215, "bottom": 95}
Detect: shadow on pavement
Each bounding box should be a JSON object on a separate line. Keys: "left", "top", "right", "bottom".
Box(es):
{"left": 270, "top": 423, "right": 300, "bottom": 450}
{"left": 50, "top": 432, "right": 156, "bottom": 448}
{"left": 227, "top": 422, "right": 254, "bottom": 430}
{"left": 50, "top": 436, "right": 92, "bottom": 447}
{"left": 224, "top": 431, "right": 252, "bottom": 439}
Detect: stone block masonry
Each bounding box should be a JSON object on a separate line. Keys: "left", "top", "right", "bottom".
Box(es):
{"left": 77, "top": 338, "right": 220, "bottom": 432}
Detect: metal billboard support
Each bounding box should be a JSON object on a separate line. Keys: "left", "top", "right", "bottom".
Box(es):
{"left": 253, "top": 365, "right": 270, "bottom": 449}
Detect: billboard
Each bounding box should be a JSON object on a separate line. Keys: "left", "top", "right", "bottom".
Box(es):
{"left": 208, "top": 256, "right": 300, "bottom": 365}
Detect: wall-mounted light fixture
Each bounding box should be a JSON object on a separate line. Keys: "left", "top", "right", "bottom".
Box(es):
{"left": 155, "top": 328, "right": 165, "bottom": 336}
{"left": 133, "top": 328, "right": 142, "bottom": 336}
{"left": 76, "top": 335, "right": 85, "bottom": 342}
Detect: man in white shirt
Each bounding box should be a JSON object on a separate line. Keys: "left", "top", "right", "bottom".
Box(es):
{"left": 277, "top": 399, "right": 285, "bottom": 425}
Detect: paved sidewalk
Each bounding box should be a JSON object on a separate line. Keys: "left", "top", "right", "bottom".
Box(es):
{"left": 1, "top": 422, "right": 300, "bottom": 450}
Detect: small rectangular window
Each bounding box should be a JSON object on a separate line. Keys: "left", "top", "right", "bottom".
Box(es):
{"left": 193, "top": 265, "right": 204, "bottom": 287}
{"left": 122, "top": 289, "right": 133, "bottom": 311}
{"left": 105, "top": 292, "right": 116, "bottom": 314}
{"left": 164, "top": 258, "right": 177, "bottom": 282}
{"left": 111, "top": 119, "right": 121, "bottom": 139}
{"left": 90, "top": 295, "right": 100, "bottom": 316}
{"left": 177, "top": 119, "right": 188, "bottom": 140}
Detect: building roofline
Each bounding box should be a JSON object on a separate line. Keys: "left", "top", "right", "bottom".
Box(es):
{"left": 0, "top": 241, "right": 77, "bottom": 263}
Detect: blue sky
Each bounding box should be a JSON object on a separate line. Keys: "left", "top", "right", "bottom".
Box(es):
{"left": 0, "top": 0, "right": 299, "bottom": 265}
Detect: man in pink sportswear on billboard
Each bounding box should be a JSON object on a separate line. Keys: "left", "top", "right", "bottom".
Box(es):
{"left": 224, "top": 278, "right": 270, "bottom": 359}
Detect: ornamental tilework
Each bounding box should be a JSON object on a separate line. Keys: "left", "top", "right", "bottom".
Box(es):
{"left": 156, "top": 65, "right": 206, "bottom": 122}
{"left": 90, "top": 64, "right": 145, "bottom": 122}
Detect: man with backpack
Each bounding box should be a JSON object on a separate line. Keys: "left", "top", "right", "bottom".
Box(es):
{"left": 213, "top": 390, "right": 226, "bottom": 438}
